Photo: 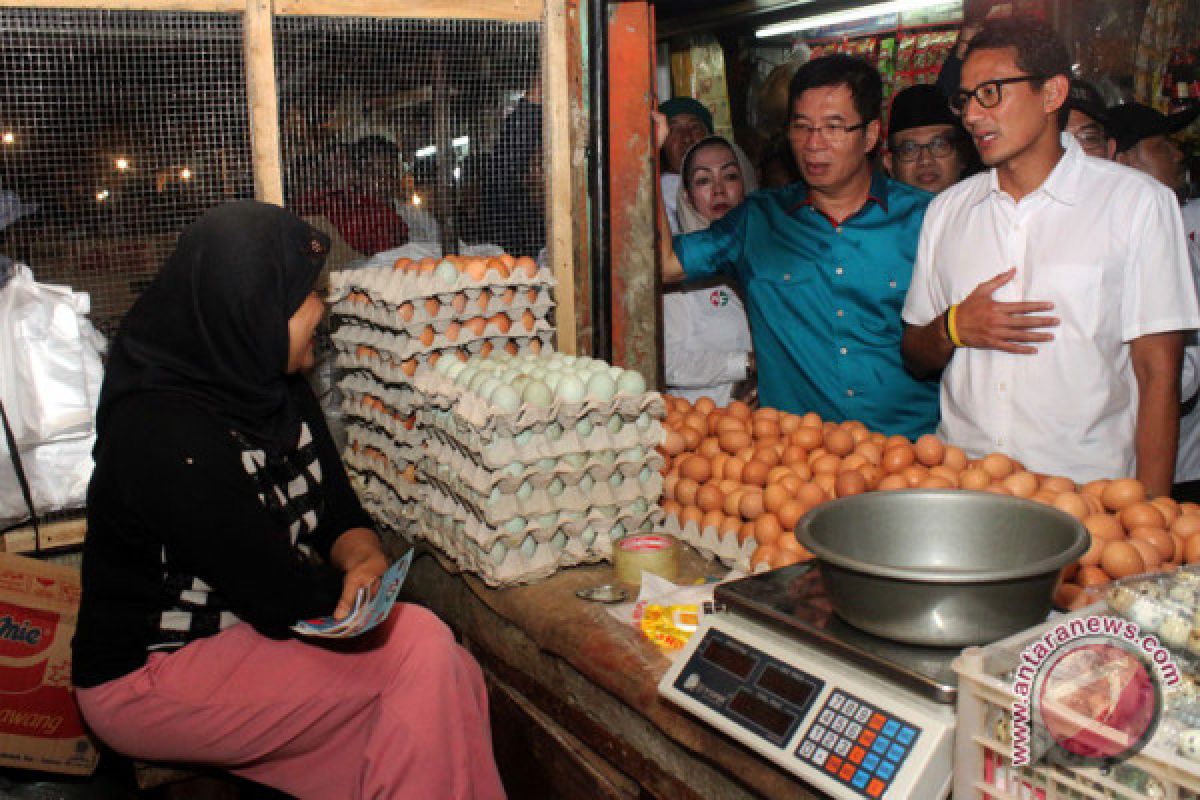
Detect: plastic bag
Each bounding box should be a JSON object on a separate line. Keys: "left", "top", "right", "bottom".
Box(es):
{"left": 0, "top": 263, "right": 105, "bottom": 526}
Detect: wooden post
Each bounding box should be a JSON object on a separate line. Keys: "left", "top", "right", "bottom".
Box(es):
{"left": 543, "top": 0, "right": 576, "bottom": 354}
{"left": 244, "top": 0, "right": 284, "bottom": 204}
{"left": 564, "top": 0, "right": 591, "bottom": 357}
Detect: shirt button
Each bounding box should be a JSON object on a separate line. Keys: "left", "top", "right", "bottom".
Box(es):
{"left": 783, "top": 273, "right": 791, "bottom": 281}
{"left": 835, "top": 227, "right": 843, "bottom": 235}
{"left": 889, "top": 280, "right": 897, "bottom": 288}
{"left": 840, "top": 347, "right": 848, "bottom": 356}
{"left": 835, "top": 267, "right": 844, "bottom": 276}
{"left": 846, "top": 389, "right": 855, "bottom": 397}
{"left": 999, "top": 382, "right": 1007, "bottom": 391}
{"left": 836, "top": 309, "right": 845, "bottom": 318}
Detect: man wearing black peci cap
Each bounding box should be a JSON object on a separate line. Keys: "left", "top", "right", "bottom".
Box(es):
{"left": 658, "top": 97, "right": 715, "bottom": 233}
{"left": 1108, "top": 102, "right": 1198, "bottom": 198}
{"left": 1065, "top": 79, "right": 1116, "bottom": 160}
{"left": 884, "top": 84, "right": 976, "bottom": 194}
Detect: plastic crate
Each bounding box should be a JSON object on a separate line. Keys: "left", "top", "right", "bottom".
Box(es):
{"left": 953, "top": 605, "right": 1200, "bottom": 800}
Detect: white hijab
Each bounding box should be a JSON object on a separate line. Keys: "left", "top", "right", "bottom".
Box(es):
{"left": 675, "top": 136, "right": 759, "bottom": 234}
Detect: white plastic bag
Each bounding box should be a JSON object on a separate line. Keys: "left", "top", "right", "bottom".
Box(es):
{"left": 0, "top": 262, "right": 105, "bottom": 525}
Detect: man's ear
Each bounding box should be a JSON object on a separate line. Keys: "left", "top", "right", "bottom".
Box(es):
{"left": 882, "top": 150, "right": 894, "bottom": 175}
{"left": 1105, "top": 138, "right": 1117, "bottom": 160}
{"left": 1043, "top": 74, "right": 1069, "bottom": 116}
{"left": 864, "top": 119, "right": 882, "bottom": 155}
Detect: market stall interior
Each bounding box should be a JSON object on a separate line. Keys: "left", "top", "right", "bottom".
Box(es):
{"left": 2, "top": 0, "right": 1200, "bottom": 798}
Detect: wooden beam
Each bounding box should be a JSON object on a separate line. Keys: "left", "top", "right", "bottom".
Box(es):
{"left": 243, "top": 0, "right": 284, "bottom": 204}
{"left": 0, "top": 518, "right": 87, "bottom": 555}
{"left": 543, "top": 0, "right": 576, "bottom": 354}
{"left": 273, "top": 0, "right": 542, "bottom": 21}
{"left": 565, "top": 0, "right": 591, "bottom": 356}
{"left": 0, "top": 0, "right": 244, "bottom": 10}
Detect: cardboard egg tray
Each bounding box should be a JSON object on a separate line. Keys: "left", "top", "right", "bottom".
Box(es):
{"left": 334, "top": 285, "right": 555, "bottom": 326}
{"left": 661, "top": 513, "right": 758, "bottom": 574}
{"left": 329, "top": 261, "right": 555, "bottom": 306}
{"left": 332, "top": 314, "right": 554, "bottom": 363}
{"left": 343, "top": 423, "right": 422, "bottom": 479}
{"left": 413, "top": 370, "right": 667, "bottom": 439}
{"left": 334, "top": 333, "right": 554, "bottom": 373}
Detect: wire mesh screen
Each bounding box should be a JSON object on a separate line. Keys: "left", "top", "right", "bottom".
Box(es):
{"left": 0, "top": 8, "right": 253, "bottom": 337}
{"left": 274, "top": 15, "right": 544, "bottom": 273}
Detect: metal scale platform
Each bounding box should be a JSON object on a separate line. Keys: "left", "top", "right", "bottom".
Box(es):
{"left": 659, "top": 563, "right": 960, "bottom": 799}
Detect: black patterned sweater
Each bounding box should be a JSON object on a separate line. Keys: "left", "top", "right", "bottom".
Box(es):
{"left": 72, "top": 383, "right": 374, "bottom": 688}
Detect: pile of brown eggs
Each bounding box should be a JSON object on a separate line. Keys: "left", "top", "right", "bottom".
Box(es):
{"left": 658, "top": 395, "right": 1200, "bottom": 598}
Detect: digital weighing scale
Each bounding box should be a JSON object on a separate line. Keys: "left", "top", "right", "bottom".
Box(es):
{"left": 659, "top": 563, "right": 959, "bottom": 799}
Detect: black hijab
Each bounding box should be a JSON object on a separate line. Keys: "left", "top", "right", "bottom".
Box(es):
{"left": 96, "top": 200, "right": 330, "bottom": 453}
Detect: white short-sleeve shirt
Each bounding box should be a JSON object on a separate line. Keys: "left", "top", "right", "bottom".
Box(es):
{"left": 902, "top": 135, "right": 1200, "bottom": 482}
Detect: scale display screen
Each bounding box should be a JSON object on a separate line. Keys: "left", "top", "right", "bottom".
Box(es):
{"left": 729, "top": 689, "right": 794, "bottom": 738}
{"left": 757, "top": 665, "right": 817, "bottom": 708}
{"left": 702, "top": 637, "right": 757, "bottom": 679}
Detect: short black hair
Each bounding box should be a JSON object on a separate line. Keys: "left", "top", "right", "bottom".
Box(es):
{"left": 965, "top": 17, "right": 1072, "bottom": 129}
{"left": 788, "top": 54, "right": 883, "bottom": 125}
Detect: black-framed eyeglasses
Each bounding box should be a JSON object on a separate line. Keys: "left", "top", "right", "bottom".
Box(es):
{"left": 950, "top": 75, "right": 1047, "bottom": 115}
{"left": 788, "top": 120, "right": 870, "bottom": 142}
{"left": 891, "top": 135, "right": 957, "bottom": 162}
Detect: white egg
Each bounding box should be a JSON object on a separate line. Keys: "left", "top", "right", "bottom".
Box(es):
{"left": 630, "top": 497, "right": 649, "bottom": 514}
{"left": 562, "top": 452, "right": 587, "bottom": 468}
{"left": 575, "top": 417, "right": 595, "bottom": 437}
{"left": 514, "top": 430, "right": 534, "bottom": 446}
{"left": 479, "top": 378, "right": 501, "bottom": 401}
{"left": 609, "top": 522, "right": 626, "bottom": 540}
{"left": 487, "top": 486, "right": 503, "bottom": 505}
{"left": 556, "top": 375, "right": 586, "bottom": 403}
{"left": 434, "top": 356, "right": 455, "bottom": 375}
{"left": 536, "top": 457, "right": 557, "bottom": 471}
{"left": 1180, "top": 729, "right": 1200, "bottom": 761}
{"left": 503, "top": 517, "right": 527, "bottom": 535}
{"left": 490, "top": 541, "right": 507, "bottom": 564}
{"left": 578, "top": 473, "right": 595, "bottom": 493}
{"left": 491, "top": 385, "right": 521, "bottom": 412}
{"left": 639, "top": 518, "right": 654, "bottom": 531}
{"left": 520, "top": 535, "right": 537, "bottom": 560}
{"left": 586, "top": 372, "right": 617, "bottom": 401}
{"left": 609, "top": 472, "right": 624, "bottom": 488}
{"left": 503, "top": 462, "right": 524, "bottom": 477}
{"left": 581, "top": 527, "right": 597, "bottom": 546}
{"left": 445, "top": 362, "right": 467, "bottom": 381}
{"left": 635, "top": 411, "right": 651, "bottom": 429}
{"left": 617, "top": 369, "right": 647, "bottom": 395}
{"left": 545, "top": 422, "right": 564, "bottom": 441}
{"left": 455, "top": 366, "right": 478, "bottom": 387}
{"left": 607, "top": 365, "right": 623, "bottom": 381}
{"left": 516, "top": 480, "right": 534, "bottom": 501}
{"left": 606, "top": 415, "right": 624, "bottom": 434}
{"left": 551, "top": 531, "right": 567, "bottom": 550}
{"left": 620, "top": 445, "right": 645, "bottom": 462}
{"left": 638, "top": 466, "right": 653, "bottom": 483}
{"left": 467, "top": 372, "right": 490, "bottom": 393}
{"left": 597, "top": 450, "right": 617, "bottom": 465}
{"left": 596, "top": 504, "right": 618, "bottom": 518}
{"left": 522, "top": 380, "right": 553, "bottom": 407}
{"left": 547, "top": 477, "right": 565, "bottom": 496}
{"left": 544, "top": 372, "right": 563, "bottom": 391}
{"left": 434, "top": 259, "right": 458, "bottom": 284}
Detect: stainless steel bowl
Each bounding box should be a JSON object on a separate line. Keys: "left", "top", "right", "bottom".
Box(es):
{"left": 795, "top": 489, "right": 1088, "bottom": 647}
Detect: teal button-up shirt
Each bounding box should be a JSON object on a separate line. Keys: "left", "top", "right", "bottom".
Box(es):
{"left": 673, "top": 172, "right": 939, "bottom": 438}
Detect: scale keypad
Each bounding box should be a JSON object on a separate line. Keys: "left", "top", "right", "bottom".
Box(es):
{"left": 795, "top": 690, "right": 921, "bottom": 799}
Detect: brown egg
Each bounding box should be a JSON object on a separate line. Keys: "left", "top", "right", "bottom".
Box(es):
{"left": 701, "top": 509, "right": 725, "bottom": 532}
{"left": 752, "top": 446, "right": 781, "bottom": 468}
{"left": 709, "top": 454, "right": 730, "bottom": 482}
{"left": 1081, "top": 479, "right": 1109, "bottom": 498}
{"left": 812, "top": 454, "right": 842, "bottom": 475}
{"left": 1084, "top": 494, "right": 1106, "bottom": 514}
{"left": 1171, "top": 532, "right": 1186, "bottom": 564}
{"left": 1101, "top": 478, "right": 1146, "bottom": 512}
{"left": 1126, "top": 537, "right": 1163, "bottom": 569}
{"left": 717, "top": 478, "right": 740, "bottom": 495}
{"left": 681, "top": 427, "right": 702, "bottom": 451}
{"left": 882, "top": 446, "right": 916, "bottom": 473}
{"left": 1054, "top": 582, "right": 1083, "bottom": 610}
{"left": 664, "top": 473, "right": 680, "bottom": 501}
{"left": 715, "top": 415, "right": 744, "bottom": 434}
{"left": 675, "top": 478, "right": 700, "bottom": 507}
{"left": 1174, "top": 515, "right": 1200, "bottom": 538}
{"left": 1041, "top": 475, "right": 1076, "bottom": 494}
{"left": 1182, "top": 502, "right": 1200, "bottom": 516}
{"left": 854, "top": 442, "right": 882, "bottom": 466}
{"left": 1084, "top": 513, "right": 1125, "bottom": 541}
{"left": 684, "top": 412, "right": 708, "bottom": 435}
{"left": 661, "top": 499, "right": 682, "bottom": 519}
{"left": 1068, "top": 589, "right": 1100, "bottom": 611}
{"left": 423, "top": 297, "right": 441, "bottom": 317}
{"left": 662, "top": 430, "right": 686, "bottom": 456}
{"left": 722, "top": 457, "right": 746, "bottom": 484}
{"left": 920, "top": 475, "right": 954, "bottom": 489}
{"left": 841, "top": 453, "right": 868, "bottom": 472}
{"left": 806, "top": 447, "right": 828, "bottom": 465}
{"left": 680, "top": 505, "right": 706, "bottom": 530}
{"left": 980, "top": 453, "right": 1014, "bottom": 480}
{"left": 1002, "top": 471, "right": 1039, "bottom": 498}
{"left": 1100, "top": 541, "right": 1146, "bottom": 579}
{"left": 913, "top": 434, "right": 945, "bottom": 467}
{"left": 902, "top": 465, "right": 929, "bottom": 487}
{"left": 884, "top": 435, "right": 911, "bottom": 451}
{"left": 695, "top": 484, "right": 724, "bottom": 513}
{"left": 724, "top": 488, "right": 747, "bottom": 517}
{"left": 750, "top": 544, "right": 778, "bottom": 572}
{"left": 1119, "top": 502, "right": 1166, "bottom": 531}
{"left": 860, "top": 465, "right": 883, "bottom": 490}
{"left": 755, "top": 514, "right": 783, "bottom": 547}
{"left": 778, "top": 501, "right": 806, "bottom": 532}
{"left": 1062, "top": 562, "right": 1079, "bottom": 582}
{"left": 959, "top": 468, "right": 991, "bottom": 491}
{"left": 778, "top": 473, "right": 803, "bottom": 495}
{"left": 762, "top": 484, "right": 789, "bottom": 515}
{"left": 1151, "top": 497, "right": 1181, "bottom": 528}
{"left": 929, "top": 465, "right": 961, "bottom": 487}
{"left": 813, "top": 472, "right": 837, "bottom": 497}
{"left": 764, "top": 465, "right": 792, "bottom": 486}
{"left": 790, "top": 460, "right": 813, "bottom": 481}
{"left": 779, "top": 413, "right": 801, "bottom": 434}
{"left": 1187, "top": 535, "right": 1200, "bottom": 564}
{"left": 1080, "top": 532, "right": 1105, "bottom": 566}
{"left": 679, "top": 455, "right": 712, "bottom": 484}
{"left": 823, "top": 429, "right": 854, "bottom": 456}
{"left": 941, "top": 445, "right": 967, "bottom": 472}
{"left": 768, "top": 548, "right": 802, "bottom": 569}
{"left": 752, "top": 418, "right": 781, "bottom": 440}
{"left": 835, "top": 470, "right": 867, "bottom": 498}
{"left": 742, "top": 460, "right": 770, "bottom": 487}
{"left": 740, "top": 491, "right": 766, "bottom": 520}
{"left": 877, "top": 474, "right": 909, "bottom": 491}
{"left": 719, "top": 515, "right": 742, "bottom": 539}
{"left": 797, "top": 482, "right": 829, "bottom": 507}
{"left": 695, "top": 438, "right": 722, "bottom": 461}
{"left": 1076, "top": 565, "right": 1111, "bottom": 588}
{"left": 984, "top": 485, "right": 1013, "bottom": 496}
{"left": 1052, "top": 493, "right": 1090, "bottom": 521}
{"left": 738, "top": 522, "right": 756, "bottom": 545}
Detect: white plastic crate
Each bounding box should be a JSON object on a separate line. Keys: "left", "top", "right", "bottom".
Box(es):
{"left": 953, "top": 605, "right": 1200, "bottom": 799}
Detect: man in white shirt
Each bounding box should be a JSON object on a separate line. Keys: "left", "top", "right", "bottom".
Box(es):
{"left": 900, "top": 17, "right": 1200, "bottom": 496}
{"left": 1107, "top": 101, "right": 1200, "bottom": 498}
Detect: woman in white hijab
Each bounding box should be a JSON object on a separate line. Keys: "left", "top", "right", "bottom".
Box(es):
{"left": 663, "top": 135, "right": 756, "bottom": 406}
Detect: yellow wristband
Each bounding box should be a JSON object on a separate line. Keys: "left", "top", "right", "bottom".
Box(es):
{"left": 946, "top": 304, "right": 965, "bottom": 348}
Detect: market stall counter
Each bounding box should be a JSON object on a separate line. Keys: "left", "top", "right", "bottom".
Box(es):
{"left": 392, "top": 538, "right": 822, "bottom": 800}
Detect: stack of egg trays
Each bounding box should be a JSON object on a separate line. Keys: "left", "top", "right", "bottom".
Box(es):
{"left": 328, "top": 263, "right": 556, "bottom": 375}
{"left": 407, "top": 368, "right": 666, "bottom": 586}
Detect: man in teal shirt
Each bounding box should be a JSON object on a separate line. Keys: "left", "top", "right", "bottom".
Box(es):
{"left": 658, "top": 55, "right": 939, "bottom": 438}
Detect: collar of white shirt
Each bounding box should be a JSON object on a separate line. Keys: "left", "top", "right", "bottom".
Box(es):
{"left": 969, "top": 132, "right": 1085, "bottom": 208}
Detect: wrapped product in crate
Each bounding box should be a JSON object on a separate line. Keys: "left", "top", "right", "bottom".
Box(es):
{"left": 953, "top": 606, "right": 1200, "bottom": 799}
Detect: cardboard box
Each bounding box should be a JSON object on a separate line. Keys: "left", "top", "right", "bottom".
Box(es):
{"left": 0, "top": 553, "right": 98, "bottom": 775}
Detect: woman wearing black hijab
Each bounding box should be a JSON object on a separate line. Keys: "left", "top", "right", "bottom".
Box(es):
{"left": 72, "top": 201, "right": 504, "bottom": 800}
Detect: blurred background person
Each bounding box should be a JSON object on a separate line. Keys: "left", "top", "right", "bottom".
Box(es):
{"left": 481, "top": 84, "right": 545, "bottom": 258}
{"left": 884, "top": 84, "right": 977, "bottom": 194}
{"left": 1065, "top": 80, "right": 1116, "bottom": 160}
{"left": 664, "top": 135, "right": 756, "bottom": 406}
{"left": 658, "top": 97, "right": 714, "bottom": 233}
